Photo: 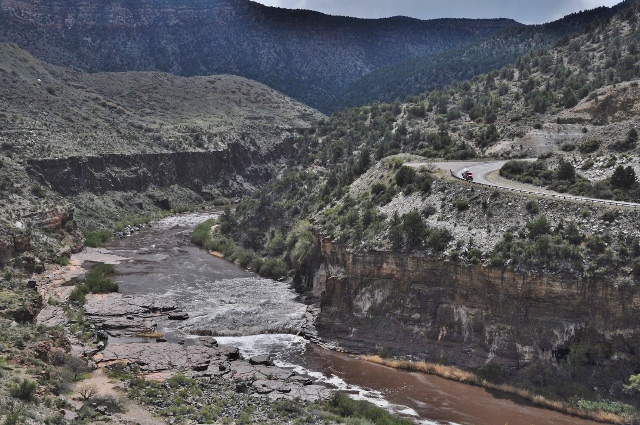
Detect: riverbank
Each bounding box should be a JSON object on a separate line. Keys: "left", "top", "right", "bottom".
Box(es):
{"left": 359, "top": 355, "right": 633, "bottom": 424}
{"left": 7, "top": 210, "right": 613, "bottom": 424}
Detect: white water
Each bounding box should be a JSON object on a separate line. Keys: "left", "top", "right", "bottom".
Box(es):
{"left": 215, "top": 333, "right": 434, "bottom": 422}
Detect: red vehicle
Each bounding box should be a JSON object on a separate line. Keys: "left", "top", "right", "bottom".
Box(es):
{"left": 462, "top": 170, "right": 473, "bottom": 181}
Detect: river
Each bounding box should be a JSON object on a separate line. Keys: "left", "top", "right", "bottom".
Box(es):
{"left": 101, "top": 212, "right": 601, "bottom": 425}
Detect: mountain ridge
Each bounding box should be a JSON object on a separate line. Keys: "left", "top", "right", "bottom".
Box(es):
{"left": 322, "top": 3, "right": 627, "bottom": 111}
{"left": 0, "top": 0, "right": 521, "bottom": 112}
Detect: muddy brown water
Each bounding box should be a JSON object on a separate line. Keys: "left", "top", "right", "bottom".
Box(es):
{"left": 100, "top": 212, "right": 601, "bottom": 425}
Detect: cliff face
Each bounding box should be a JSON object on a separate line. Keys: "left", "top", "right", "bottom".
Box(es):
{"left": 26, "top": 139, "right": 293, "bottom": 197}
{"left": 307, "top": 240, "right": 640, "bottom": 391}
{"left": 0, "top": 0, "right": 519, "bottom": 111}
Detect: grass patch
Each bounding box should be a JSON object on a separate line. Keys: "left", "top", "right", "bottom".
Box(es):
{"left": 69, "top": 263, "right": 118, "bottom": 304}
{"left": 84, "top": 212, "right": 174, "bottom": 247}
{"left": 326, "top": 392, "right": 413, "bottom": 425}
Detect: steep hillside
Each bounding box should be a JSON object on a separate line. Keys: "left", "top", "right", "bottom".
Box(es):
{"left": 286, "top": 0, "right": 640, "bottom": 194}
{"left": 218, "top": 0, "right": 640, "bottom": 274}
{"left": 324, "top": 4, "right": 626, "bottom": 111}
{"left": 0, "top": 43, "right": 319, "bottom": 158}
{"left": 0, "top": 43, "right": 322, "bottom": 233}
{"left": 0, "top": 0, "right": 519, "bottom": 112}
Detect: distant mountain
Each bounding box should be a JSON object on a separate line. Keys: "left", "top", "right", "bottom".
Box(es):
{"left": 0, "top": 0, "right": 520, "bottom": 112}
{"left": 323, "top": 3, "right": 627, "bottom": 111}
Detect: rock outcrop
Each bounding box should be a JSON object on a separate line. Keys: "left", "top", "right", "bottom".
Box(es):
{"left": 0, "top": 205, "right": 83, "bottom": 269}
{"left": 27, "top": 145, "right": 289, "bottom": 198}
{"left": 86, "top": 293, "right": 330, "bottom": 401}
{"left": 94, "top": 341, "right": 331, "bottom": 401}
{"left": 84, "top": 293, "right": 178, "bottom": 337}
{"left": 307, "top": 239, "right": 640, "bottom": 393}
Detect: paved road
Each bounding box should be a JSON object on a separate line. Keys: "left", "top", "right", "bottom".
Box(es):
{"left": 407, "top": 159, "right": 640, "bottom": 209}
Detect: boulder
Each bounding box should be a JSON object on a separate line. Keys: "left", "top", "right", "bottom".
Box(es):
{"left": 12, "top": 233, "right": 31, "bottom": 252}
{"left": 249, "top": 354, "right": 273, "bottom": 366}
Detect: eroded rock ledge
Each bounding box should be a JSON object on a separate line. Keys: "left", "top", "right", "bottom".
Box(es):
{"left": 94, "top": 341, "right": 330, "bottom": 401}
{"left": 84, "top": 292, "right": 330, "bottom": 401}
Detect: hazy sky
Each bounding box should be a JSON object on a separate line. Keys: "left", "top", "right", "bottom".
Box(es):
{"left": 252, "top": 0, "right": 622, "bottom": 24}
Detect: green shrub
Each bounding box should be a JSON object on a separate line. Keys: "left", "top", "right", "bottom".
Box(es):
{"left": 84, "top": 230, "right": 112, "bottom": 248}
{"left": 601, "top": 210, "right": 618, "bottom": 223}
{"left": 477, "top": 363, "right": 508, "bottom": 384}
{"left": 249, "top": 257, "right": 264, "bottom": 272}
{"left": 191, "top": 218, "right": 216, "bottom": 246}
{"left": 395, "top": 166, "right": 416, "bottom": 187}
{"left": 571, "top": 398, "right": 635, "bottom": 416}
{"left": 4, "top": 413, "right": 20, "bottom": 425}
{"left": 370, "top": 183, "right": 386, "bottom": 196}
{"left": 70, "top": 263, "right": 118, "bottom": 304}
{"left": 610, "top": 165, "right": 636, "bottom": 189}
{"left": 580, "top": 159, "right": 594, "bottom": 170}
{"left": 235, "top": 248, "right": 257, "bottom": 268}
{"left": 326, "top": 392, "right": 413, "bottom": 425}
{"left": 500, "top": 159, "right": 554, "bottom": 186}
{"left": 265, "top": 230, "right": 286, "bottom": 256}
{"left": 53, "top": 256, "right": 70, "bottom": 266}
{"left": 579, "top": 139, "right": 601, "bottom": 154}
{"left": 527, "top": 216, "right": 551, "bottom": 238}
{"left": 171, "top": 205, "right": 193, "bottom": 214}
{"left": 9, "top": 379, "right": 37, "bottom": 402}
{"left": 623, "top": 373, "right": 640, "bottom": 395}
{"left": 31, "top": 185, "right": 46, "bottom": 197}
{"left": 611, "top": 128, "right": 637, "bottom": 151}
{"left": 556, "top": 159, "right": 576, "bottom": 181}
{"left": 426, "top": 228, "right": 452, "bottom": 252}
{"left": 468, "top": 248, "right": 482, "bottom": 263}
{"left": 68, "top": 288, "right": 87, "bottom": 304}
{"left": 258, "top": 258, "right": 288, "bottom": 279}
{"left": 415, "top": 173, "right": 433, "bottom": 194}
{"left": 525, "top": 200, "right": 540, "bottom": 215}
{"left": 168, "top": 373, "right": 196, "bottom": 389}
{"left": 286, "top": 221, "right": 315, "bottom": 269}
{"left": 455, "top": 200, "right": 469, "bottom": 211}
{"left": 402, "top": 211, "right": 426, "bottom": 249}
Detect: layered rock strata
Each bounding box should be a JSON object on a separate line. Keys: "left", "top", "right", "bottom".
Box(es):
{"left": 308, "top": 239, "right": 640, "bottom": 379}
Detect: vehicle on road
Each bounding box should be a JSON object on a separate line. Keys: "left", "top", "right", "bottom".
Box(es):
{"left": 462, "top": 170, "right": 473, "bottom": 181}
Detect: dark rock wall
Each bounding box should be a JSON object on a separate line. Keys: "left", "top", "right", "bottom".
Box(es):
{"left": 26, "top": 140, "right": 291, "bottom": 197}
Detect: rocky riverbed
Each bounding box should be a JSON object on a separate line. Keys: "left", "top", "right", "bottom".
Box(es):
{"left": 28, "top": 214, "right": 334, "bottom": 424}
{"left": 83, "top": 291, "right": 331, "bottom": 401}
